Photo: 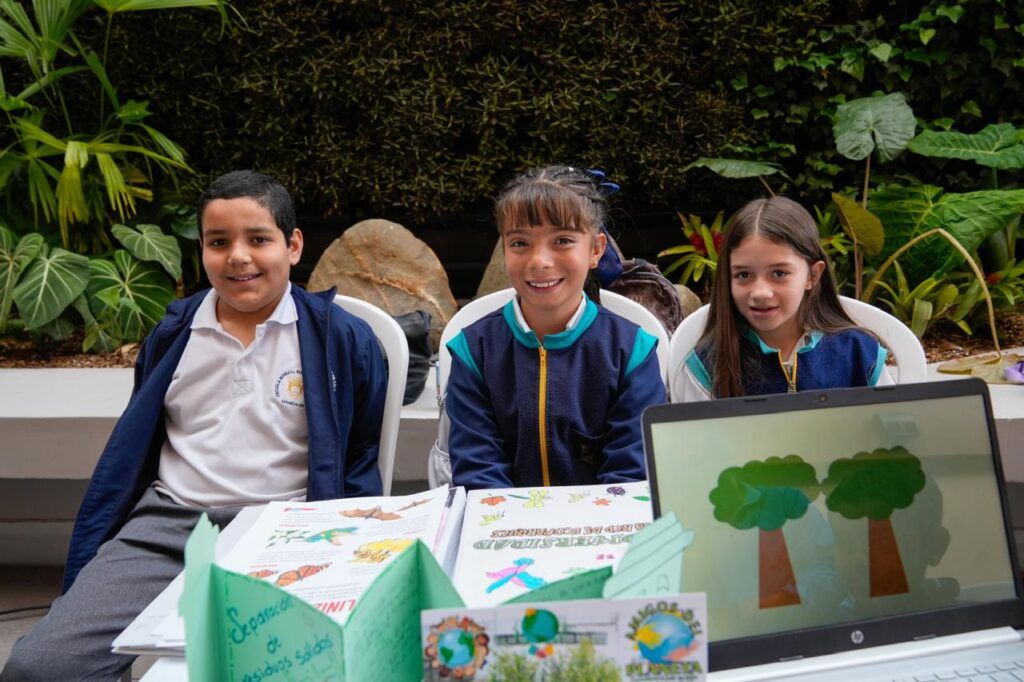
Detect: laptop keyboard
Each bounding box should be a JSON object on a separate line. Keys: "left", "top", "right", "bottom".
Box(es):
{"left": 894, "top": 659, "right": 1024, "bottom": 682}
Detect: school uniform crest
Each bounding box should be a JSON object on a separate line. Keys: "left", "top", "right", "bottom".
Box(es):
{"left": 274, "top": 369, "right": 305, "bottom": 407}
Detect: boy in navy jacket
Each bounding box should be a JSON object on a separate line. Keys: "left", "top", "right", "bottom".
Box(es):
{"left": 2, "top": 171, "right": 387, "bottom": 681}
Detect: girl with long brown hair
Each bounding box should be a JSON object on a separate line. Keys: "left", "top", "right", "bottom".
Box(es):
{"left": 679, "top": 196, "right": 892, "bottom": 399}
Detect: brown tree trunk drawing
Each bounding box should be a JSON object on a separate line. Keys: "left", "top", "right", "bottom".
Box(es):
{"left": 868, "top": 518, "right": 910, "bottom": 597}
{"left": 759, "top": 528, "right": 801, "bottom": 608}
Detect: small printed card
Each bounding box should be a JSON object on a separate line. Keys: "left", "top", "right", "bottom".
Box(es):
{"left": 421, "top": 594, "right": 707, "bottom": 681}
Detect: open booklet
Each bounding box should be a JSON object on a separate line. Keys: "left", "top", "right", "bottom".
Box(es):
{"left": 113, "top": 485, "right": 466, "bottom": 655}
{"left": 180, "top": 509, "right": 703, "bottom": 681}
{"left": 453, "top": 480, "right": 655, "bottom": 605}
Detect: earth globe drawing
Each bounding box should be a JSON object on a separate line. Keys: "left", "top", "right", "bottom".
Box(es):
{"left": 635, "top": 612, "right": 695, "bottom": 664}
{"left": 522, "top": 608, "right": 559, "bottom": 643}
{"left": 437, "top": 628, "right": 476, "bottom": 668}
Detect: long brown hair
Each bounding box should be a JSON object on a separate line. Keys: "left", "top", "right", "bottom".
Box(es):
{"left": 700, "top": 196, "right": 857, "bottom": 398}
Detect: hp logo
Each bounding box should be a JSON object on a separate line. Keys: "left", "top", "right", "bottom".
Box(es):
{"left": 850, "top": 630, "right": 865, "bottom": 645}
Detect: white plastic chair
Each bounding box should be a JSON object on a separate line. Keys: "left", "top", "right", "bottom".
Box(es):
{"left": 667, "top": 295, "right": 927, "bottom": 401}
{"left": 437, "top": 288, "right": 669, "bottom": 392}
{"left": 333, "top": 295, "right": 409, "bottom": 495}
{"left": 599, "top": 289, "right": 669, "bottom": 384}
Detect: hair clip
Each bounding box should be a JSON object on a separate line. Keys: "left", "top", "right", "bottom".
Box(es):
{"left": 585, "top": 168, "right": 620, "bottom": 196}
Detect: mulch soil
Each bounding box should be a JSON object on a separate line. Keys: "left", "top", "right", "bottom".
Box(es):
{"left": 2, "top": 310, "right": 1023, "bottom": 369}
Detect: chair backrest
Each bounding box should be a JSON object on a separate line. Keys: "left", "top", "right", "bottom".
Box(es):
{"left": 599, "top": 289, "right": 669, "bottom": 383}
{"left": 333, "top": 295, "right": 409, "bottom": 495}
{"left": 437, "top": 288, "right": 516, "bottom": 392}
{"left": 667, "top": 295, "right": 927, "bottom": 401}
{"left": 437, "top": 288, "right": 670, "bottom": 395}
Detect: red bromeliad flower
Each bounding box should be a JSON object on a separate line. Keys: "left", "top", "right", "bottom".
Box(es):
{"left": 689, "top": 232, "right": 706, "bottom": 255}
{"left": 987, "top": 272, "right": 1003, "bottom": 285}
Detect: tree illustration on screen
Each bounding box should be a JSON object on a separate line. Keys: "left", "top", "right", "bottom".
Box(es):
{"left": 709, "top": 456, "right": 819, "bottom": 609}
{"left": 822, "top": 446, "right": 925, "bottom": 598}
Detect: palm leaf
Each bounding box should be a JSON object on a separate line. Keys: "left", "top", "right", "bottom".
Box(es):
{"left": 140, "top": 124, "right": 186, "bottom": 163}
{"left": 15, "top": 64, "right": 86, "bottom": 100}
{"left": 95, "top": 152, "right": 135, "bottom": 219}
{"left": 93, "top": 0, "right": 228, "bottom": 24}
{"left": 111, "top": 223, "right": 181, "bottom": 278}
{"left": 55, "top": 140, "right": 90, "bottom": 235}
{"left": 11, "top": 243, "right": 89, "bottom": 328}
{"left": 908, "top": 123, "right": 1024, "bottom": 170}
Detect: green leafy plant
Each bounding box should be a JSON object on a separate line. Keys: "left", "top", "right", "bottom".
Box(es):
{"left": 0, "top": 222, "right": 176, "bottom": 350}
{"left": 487, "top": 650, "right": 538, "bottom": 682}
{"left": 658, "top": 211, "right": 725, "bottom": 291}
{"left": 830, "top": 92, "right": 915, "bottom": 298}
{"left": 0, "top": 0, "right": 228, "bottom": 254}
{"left": 545, "top": 639, "right": 621, "bottom": 682}
{"left": 873, "top": 261, "right": 960, "bottom": 338}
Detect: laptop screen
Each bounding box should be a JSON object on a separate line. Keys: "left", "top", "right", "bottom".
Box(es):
{"left": 644, "top": 381, "right": 1022, "bottom": 668}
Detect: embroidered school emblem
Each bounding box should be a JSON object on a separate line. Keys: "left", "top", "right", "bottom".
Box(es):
{"left": 274, "top": 369, "right": 305, "bottom": 407}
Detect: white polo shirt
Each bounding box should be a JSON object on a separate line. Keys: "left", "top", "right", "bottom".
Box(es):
{"left": 154, "top": 284, "right": 309, "bottom": 508}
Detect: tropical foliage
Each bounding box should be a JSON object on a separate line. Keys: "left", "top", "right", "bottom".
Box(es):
{"left": 0, "top": 0, "right": 227, "bottom": 349}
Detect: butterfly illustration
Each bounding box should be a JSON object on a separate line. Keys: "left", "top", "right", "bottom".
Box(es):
{"left": 341, "top": 505, "right": 402, "bottom": 521}
{"left": 305, "top": 527, "right": 357, "bottom": 545}
{"left": 480, "top": 512, "right": 505, "bottom": 526}
{"left": 275, "top": 562, "right": 331, "bottom": 587}
{"left": 398, "top": 498, "right": 430, "bottom": 511}
{"left": 486, "top": 558, "right": 546, "bottom": 593}
{"left": 524, "top": 490, "right": 550, "bottom": 509}
{"left": 480, "top": 495, "right": 506, "bottom": 507}
{"left": 568, "top": 493, "right": 590, "bottom": 503}
{"left": 247, "top": 569, "right": 275, "bottom": 579}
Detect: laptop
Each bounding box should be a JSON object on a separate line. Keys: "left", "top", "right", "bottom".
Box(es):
{"left": 642, "top": 378, "right": 1024, "bottom": 681}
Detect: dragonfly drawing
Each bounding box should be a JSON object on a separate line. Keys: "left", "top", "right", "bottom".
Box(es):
{"left": 485, "top": 558, "right": 546, "bottom": 594}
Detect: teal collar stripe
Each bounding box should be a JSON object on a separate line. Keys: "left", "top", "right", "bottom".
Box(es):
{"left": 742, "top": 327, "right": 824, "bottom": 355}
{"left": 501, "top": 295, "right": 599, "bottom": 350}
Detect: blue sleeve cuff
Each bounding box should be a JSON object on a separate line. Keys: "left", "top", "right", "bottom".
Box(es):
{"left": 446, "top": 332, "right": 482, "bottom": 381}
{"left": 625, "top": 328, "right": 658, "bottom": 377}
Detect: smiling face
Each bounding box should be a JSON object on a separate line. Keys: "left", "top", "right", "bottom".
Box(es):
{"left": 729, "top": 233, "right": 825, "bottom": 354}
{"left": 502, "top": 220, "right": 606, "bottom": 339}
{"left": 201, "top": 197, "right": 303, "bottom": 328}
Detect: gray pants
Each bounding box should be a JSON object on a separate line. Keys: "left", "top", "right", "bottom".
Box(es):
{"left": 1, "top": 487, "right": 242, "bottom": 681}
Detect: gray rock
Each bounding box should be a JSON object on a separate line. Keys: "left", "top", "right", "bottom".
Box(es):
{"left": 676, "top": 284, "right": 703, "bottom": 319}
{"left": 307, "top": 219, "right": 458, "bottom": 349}
{"left": 475, "top": 239, "right": 510, "bottom": 298}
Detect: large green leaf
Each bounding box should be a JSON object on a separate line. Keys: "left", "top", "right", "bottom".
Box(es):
{"left": 870, "top": 185, "right": 1024, "bottom": 281}
{"left": 683, "top": 157, "right": 788, "bottom": 179}
{"left": 0, "top": 227, "right": 43, "bottom": 326}
{"left": 833, "top": 93, "right": 916, "bottom": 162}
{"left": 907, "top": 123, "right": 1024, "bottom": 169}
{"left": 111, "top": 223, "right": 182, "bottom": 279}
{"left": 87, "top": 250, "right": 173, "bottom": 341}
{"left": 832, "top": 193, "right": 885, "bottom": 256}
{"left": 11, "top": 244, "right": 89, "bottom": 328}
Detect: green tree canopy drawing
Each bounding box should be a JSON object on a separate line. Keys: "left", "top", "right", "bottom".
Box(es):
{"left": 823, "top": 446, "right": 925, "bottom": 597}
{"left": 710, "top": 455, "right": 819, "bottom": 608}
